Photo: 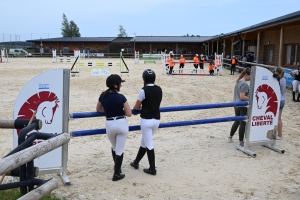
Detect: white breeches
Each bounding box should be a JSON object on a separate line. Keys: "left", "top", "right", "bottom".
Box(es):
{"left": 292, "top": 80, "right": 300, "bottom": 92}
{"left": 106, "top": 118, "right": 128, "bottom": 156}
{"left": 140, "top": 118, "right": 160, "bottom": 150}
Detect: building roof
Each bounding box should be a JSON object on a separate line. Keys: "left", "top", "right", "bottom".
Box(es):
{"left": 204, "top": 10, "right": 300, "bottom": 41}
{"left": 27, "top": 37, "right": 116, "bottom": 43}
{"left": 112, "top": 37, "right": 133, "bottom": 42}
{"left": 129, "top": 36, "right": 213, "bottom": 43}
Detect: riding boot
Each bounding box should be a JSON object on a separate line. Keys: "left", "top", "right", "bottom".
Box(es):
{"left": 111, "top": 148, "right": 121, "bottom": 173}
{"left": 143, "top": 148, "right": 156, "bottom": 175}
{"left": 112, "top": 154, "right": 125, "bottom": 181}
{"left": 293, "top": 91, "right": 296, "bottom": 101}
{"left": 297, "top": 93, "right": 300, "bottom": 102}
{"left": 130, "top": 146, "right": 146, "bottom": 169}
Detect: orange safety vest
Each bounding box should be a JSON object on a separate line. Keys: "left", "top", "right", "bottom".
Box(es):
{"left": 193, "top": 56, "right": 199, "bottom": 64}
{"left": 215, "top": 59, "right": 220, "bottom": 67}
{"left": 179, "top": 58, "right": 185, "bottom": 63}
{"left": 169, "top": 58, "right": 174, "bottom": 67}
{"left": 231, "top": 58, "right": 236, "bottom": 65}
{"left": 209, "top": 64, "right": 214, "bottom": 71}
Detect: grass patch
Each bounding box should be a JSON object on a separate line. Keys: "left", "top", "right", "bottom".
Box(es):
{"left": 0, "top": 188, "right": 63, "bottom": 200}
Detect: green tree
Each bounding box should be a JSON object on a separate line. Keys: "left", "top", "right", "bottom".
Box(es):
{"left": 117, "top": 25, "right": 128, "bottom": 37}
{"left": 61, "top": 13, "right": 81, "bottom": 37}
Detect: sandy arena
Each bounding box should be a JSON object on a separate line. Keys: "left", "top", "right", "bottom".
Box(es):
{"left": 0, "top": 58, "right": 300, "bottom": 200}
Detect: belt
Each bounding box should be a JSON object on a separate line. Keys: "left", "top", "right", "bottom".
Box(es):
{"left": 106, "top": 116, "right": 125, "bottom": 121}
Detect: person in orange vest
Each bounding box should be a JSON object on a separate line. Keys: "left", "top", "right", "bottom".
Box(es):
{"left": 199, "top": 54, "right": 205, "bottom": 73}
{"left": 215, "top": 57, "right": 221, "bottom": 75}
{"left": 168, "top": 54, "right": 175, "bottom": 75}
{"left": 208, "top": 62, "right": 215, "bottom": 75}
{"left": 230, "top": 56, "right": 238, "bottom": 75}
{"left": 179, "top": 55, "right": 185, "bottom": 73}
{"left": 193, "top": 54, "right": 199, "bottom": 73}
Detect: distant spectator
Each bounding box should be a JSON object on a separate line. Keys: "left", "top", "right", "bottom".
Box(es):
{"left": 289, "top": 65, "right": 300, "bottom": 102}
{"left": 242, "top": 55, "right": 247, "bottom": 68}
{"left": 193, "top": 54, "right": 199, "bottom": 73}
{"left": 230, "top": 56, "right": 238, "bottom": 75}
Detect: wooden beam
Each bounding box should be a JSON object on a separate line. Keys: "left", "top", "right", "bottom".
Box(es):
{"left": 18, "top": 178, "right": 58, "bottom": 200}
{"left": 0, "top": 133, "right": 70, "bottom": 175}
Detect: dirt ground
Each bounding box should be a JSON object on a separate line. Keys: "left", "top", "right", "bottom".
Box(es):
{"left": 0, "top": 58, "right": 300, "bottom": 200}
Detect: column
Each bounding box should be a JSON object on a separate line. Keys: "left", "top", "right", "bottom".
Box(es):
{"left": 295, "top": 44, "right": 298, "bottom": 65}
{"left": 256, "top": 32, "right": 260, "bottom": 63}
{"left": 242, "top": 40, "right": 245, "bottom": 57}
{"left": 231, "top": 42, "right": 233, "bottom": 57}
{"left": 212, "top": 42, "right": 214, "bottom": 54}
{"left": 208, "top": 43, "right": 210, "bottom": 55}
{"left": 217, "top": 41, "right": 219, "bottom": 54}
{"left": 278, "top": 27, "right": 284, "bottom": 67}
{"left": 223, "top": 39, "right": 226, "bottom": 56}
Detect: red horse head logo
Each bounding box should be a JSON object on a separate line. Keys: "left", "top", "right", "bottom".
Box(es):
{"left": 16, "top": 91, "right": 59, "bottom": 135}
{"left": 255, "top": 84, "right": 278, "bottom": 116}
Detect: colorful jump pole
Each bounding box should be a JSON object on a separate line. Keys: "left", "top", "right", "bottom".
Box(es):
{"left": 71, "top": 116, "right": 247, "bottom": 137}
{"left": 69, "top": 101, "right": 249, "bottom": 119}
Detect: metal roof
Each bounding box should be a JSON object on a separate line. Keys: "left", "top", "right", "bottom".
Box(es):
{"left": 27, "top": 37, "right": 116, "bottom": 42}
{"left": 204, "top": 10, "right": 300, "bottom": 41}
{"left": 112, "top": 37, "right": 133, "bottom": 42}
{"left": 129, "top": 36, "right": 213, "bottom": 43}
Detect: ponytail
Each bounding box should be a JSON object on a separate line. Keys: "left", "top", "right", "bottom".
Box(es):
{"left": 103, "top": 84, "right": 121, "bottom": 97}
{"left": 236, "top": 68, "right": 251, "bottom": 83}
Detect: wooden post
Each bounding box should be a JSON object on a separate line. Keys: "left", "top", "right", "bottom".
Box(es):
{"left": 18, "top": 178, "right": 58, "bottom": 200}
{"left": 223, "top": 39, "right": 226, "bottom": 56}
{"left": 0, "top": 133, "right": 70, "bottom": 175}
{"left": 278, "top": 27, "right": 284, "bottom": 67}
{"left": 256, "top": 32, "right": 260, "bottom": 63}
{"left": 295, "top": 44, "right": 298, "bottom": 65}
{"left": 0, "top": 119, "right": 42, "bottom": 129}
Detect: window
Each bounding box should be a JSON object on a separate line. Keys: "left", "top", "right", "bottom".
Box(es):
{"left": 63, "top": 47, "right": 69, "bottom": 53}
{"left": 264, "top": 45, "right": 274, "bottom": 64}
{"left": 286, "top": 44, "right": 296, "bottom": 65}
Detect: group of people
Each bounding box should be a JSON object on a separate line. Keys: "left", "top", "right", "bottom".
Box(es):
{"left": 166, "top": 54, "right": 221, "bottom": 75}
{"left": 97, "top": 64, "right": 289, "bottom": 181}
{"left": 227, "top": 66, "right": 286, "bottom": 145}
{"left": 96, "top": 69, "right": 162, "bottom": 181}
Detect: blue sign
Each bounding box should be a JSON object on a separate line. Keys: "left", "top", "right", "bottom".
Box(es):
{"left": 283, "top": 69, "right": 294, "bottom": 86}
{"left": 39, "top": 83, "right": 50, "bottom": 89}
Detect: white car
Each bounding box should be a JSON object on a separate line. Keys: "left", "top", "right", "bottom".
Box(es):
{"left": 9, "top": 49, "right": 32, "bottom": 57}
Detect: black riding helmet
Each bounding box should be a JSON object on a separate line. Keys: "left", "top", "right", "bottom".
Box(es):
{"left": 106, "top": 74, "right": 125, "bottom": 88}
{"left": 142, "top": 69, "right": 156, "bottom": 83}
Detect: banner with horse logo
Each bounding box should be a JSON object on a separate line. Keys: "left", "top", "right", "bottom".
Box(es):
{"left": 248, "top": 67, "right": 281, "bottom": 142}
{"left": 13, "top": 69, "right": 65, "bottom": 170}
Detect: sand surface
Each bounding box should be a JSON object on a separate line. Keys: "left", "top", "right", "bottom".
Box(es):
{"left": 0, "top": 58, "right": 300, "bottom": 200}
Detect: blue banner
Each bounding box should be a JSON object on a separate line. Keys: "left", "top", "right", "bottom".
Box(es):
{"left": 283, "top": 68, "right": 294, "bottom": 86}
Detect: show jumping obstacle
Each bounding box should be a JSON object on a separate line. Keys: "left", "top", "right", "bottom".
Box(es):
{"left": 9, "top": 66, "right": 284, "bottom": 189}
{"left": 1, "top": 48, "right": 8, "bottom": 63}
{"left": 70, "top": 101, "right": 248, "bottom": 136}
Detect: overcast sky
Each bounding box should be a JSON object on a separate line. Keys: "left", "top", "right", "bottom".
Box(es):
{"left": 1, "top": 0, "right": 299, "bottom": 41}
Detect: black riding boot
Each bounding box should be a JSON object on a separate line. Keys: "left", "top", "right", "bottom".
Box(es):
{"left": 297, "top": 93, "right": 300, "bottom": 102}
{"left": 112, "top": 153, "right": 125, "bottom": 181}
{"left": 293, "top": 91, "right": 296, "bottom": 101}
{"left": 111, "top": 148, "right": 122, "bottom": 173}
{"left": 130, "top": 146, "right": 147, "bottom": 169}
{"left": 143, "top": 148, "right": 156, "bottom": 175}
